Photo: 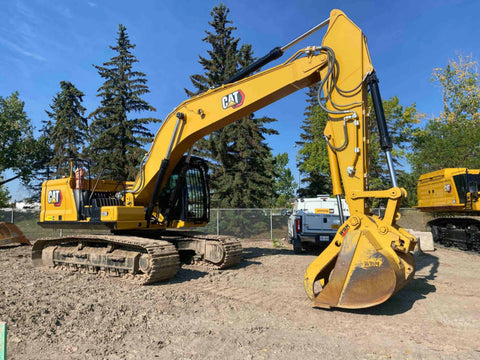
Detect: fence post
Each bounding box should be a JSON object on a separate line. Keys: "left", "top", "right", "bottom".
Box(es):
{"left": 270, "top": 209, "right": 273, "bottom": 241}
{"left": 0, "top": 322, "right": 6, "bottom": 360}
{"left": 10, "top": 207, "right": 14, "bottom": 224}
{"left": 216, "top": 208, "right": 219, "bottom": 236}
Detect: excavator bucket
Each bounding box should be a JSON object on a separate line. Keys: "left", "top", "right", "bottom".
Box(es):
{"left": 304, "top": 214, "right": 416, "bottom": 309}
{"left": 0, "top": 222, "right": 31, "bottom": 247}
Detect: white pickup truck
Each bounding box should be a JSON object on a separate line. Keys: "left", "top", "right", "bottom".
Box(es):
{"left": 287, "top": 196, "right": 349, "bottom": 253}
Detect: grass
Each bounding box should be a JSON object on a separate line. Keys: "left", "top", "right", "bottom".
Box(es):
{"left": 272, "top": 238, "right": 287, "bottom": 249}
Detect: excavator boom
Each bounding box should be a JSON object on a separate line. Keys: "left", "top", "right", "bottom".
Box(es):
{"left": 130, "top": 49, "right": 330, "bottom": 206}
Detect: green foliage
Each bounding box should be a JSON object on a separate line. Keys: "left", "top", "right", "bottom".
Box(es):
{"left": 297, "top": 86, "right": 332, "bottom": 197}
{"left": 432, "top": 54, "right": 480, "bottom": 123}
{"left": 0, "top": 183, "right": 10, "bottom": 208}
{"left": 410, "top": 54, "right": 480, "bottom": 179}
{"left": 272, "top": 237, "right": 284, "bottom": 248}
{"left": 88, "top": 24, "right": 160, "bottom": 180}
{"left": 364, "top": 96, "right": 419, "bottom": 207}
{"left": 273, "top": 153, "right": 297, "bottom": 207}
{"left": 26, "top": 125, "right": 57, "bottom": 202}
{"left": 410, "top": 117, "right": 480, "bottom": 172}
{"left": 397, "top": 171, "right": 418, "bottom": 207}
{"left": 298, "top": 87, "right": 418, "bottom": 202}
{"left": 0, "top": 92, "right": 38, "bottom": 196}
{"left": 212, "top": 115, "right": 278, "bottom": 208}
{"left": 45, "top": 81, "right": 88, "bottom": 177}
{"left": 186, "top": 4, "right": 278, "bottom": 208}
{"left": 369, "top": 96, "right": 419, "bottom": 191}
{"left": 26, "top": 83, "right": 86, "bottom": 200}
{"left": 185, "top": 4, "right": 240, "bottom": 96}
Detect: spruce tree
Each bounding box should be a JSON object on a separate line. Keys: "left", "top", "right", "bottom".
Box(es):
{"left": 89, "top": 24, "right": 159, "bottom": 180}
{"left": 26, "top": 126, "right": 55, "bottom": 201}
{"left": 186, "top": 4, "right": 278, "bottom": 207}
{"left": 45, "top": 81, "right": 87, "bottom": 177}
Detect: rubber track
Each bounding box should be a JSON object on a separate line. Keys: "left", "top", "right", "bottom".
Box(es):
{"left": 32, "top": 234, "right": 180, "bottom": 284}
{"left": 184, "top": 234, "right": 243, "bottom": 269}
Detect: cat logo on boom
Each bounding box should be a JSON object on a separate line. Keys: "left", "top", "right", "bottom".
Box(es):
{"left": 221, "top": 90, "right": 245, "bottom": 110}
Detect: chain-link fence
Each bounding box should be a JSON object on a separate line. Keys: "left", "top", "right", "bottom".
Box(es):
{"left": 0, "top": 208, "right": 290, "bottom": 241}
{"left": 199, "top": 209, "right": 289, "bottom": 240}
{"left": 0, "top": 207, "right": 430, "bottom": 242}
{"left": 0, "top": 209, "right": 110, "bottom": 241}
{"left": 1, "top": 209, "right": 49, "bottom": 240}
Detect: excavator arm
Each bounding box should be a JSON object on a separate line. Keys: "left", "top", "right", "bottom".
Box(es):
{"left": 302, "top": 11, "right": 417, "bottom": 308}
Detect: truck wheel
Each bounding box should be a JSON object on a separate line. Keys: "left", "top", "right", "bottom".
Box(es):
{"left": 430, "top": 225, "right": 440, "bottom": 243}
{"left": 293, "top": 237, "right": 302, "bottom": 254}
{"left": 286, "top": 233, "right": 293, "bottom": 244}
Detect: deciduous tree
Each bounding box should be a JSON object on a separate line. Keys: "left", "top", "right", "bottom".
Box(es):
{"left": 0, "top": 92, "right": 37, "bottom": 199}
{"left": 410, "top": 54, "right": 480, "bottom": 179}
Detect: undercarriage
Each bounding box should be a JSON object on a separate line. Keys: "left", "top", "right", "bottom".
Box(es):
{"left": 32, "top": 233, "right": 242, "bottom": 284}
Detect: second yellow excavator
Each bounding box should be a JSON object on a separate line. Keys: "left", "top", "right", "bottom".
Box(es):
{"left": 417, "top": 168, "right": 480, "bottom": 252}
{"left": 33, "top": 9, "right": 417, "bottom": 309}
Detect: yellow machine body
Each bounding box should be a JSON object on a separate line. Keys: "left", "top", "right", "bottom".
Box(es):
{"left": 37, "top": 9, "right": 417, "bottom": 309}
{"left": 39, "top": 177, "right": 149, "bottom": 229}
{"left": 417, "top": 168, "right": 480, "bottom": 252}
{"left": 417, "top": 168, "right": 480, "bottom": 212}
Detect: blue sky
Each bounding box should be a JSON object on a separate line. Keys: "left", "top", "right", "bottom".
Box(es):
{"left": 1, "top": 0, "right": 479, "bottom": 200}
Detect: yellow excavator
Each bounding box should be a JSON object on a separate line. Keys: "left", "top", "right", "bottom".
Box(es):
{"left": 417, "top": 168, "right": 480, "bottom": 252}
{"left": 33, "top": 9, "right": 417, "bottom": 309}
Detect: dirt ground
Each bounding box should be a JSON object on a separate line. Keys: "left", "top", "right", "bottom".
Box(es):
{"left": 1, "top": 238, "right": 479, "bottom": 360}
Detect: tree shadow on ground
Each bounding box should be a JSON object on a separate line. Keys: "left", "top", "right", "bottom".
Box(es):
{"left": 241, "top": 246, "right": 294, "bottom": 260}
{"left": 167, "top": 268, "right": 210, "bottom": 283}
{"left": 242, "top": 241, "right": 439, "bottom": 315}
{"left": 242, "top": 239, "right": 336, "bottom": 258}
{"left": 333, "top": 251, "right": 439, "bottom": 316}
{"left": 150, "top": 253, "right": 262, "bottom": 284}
